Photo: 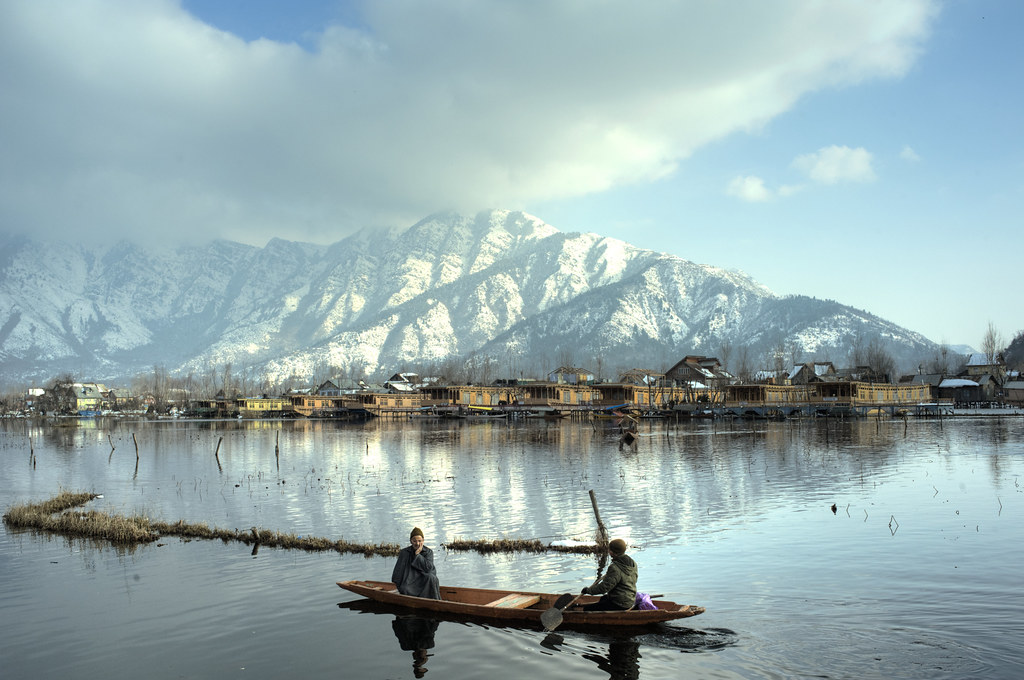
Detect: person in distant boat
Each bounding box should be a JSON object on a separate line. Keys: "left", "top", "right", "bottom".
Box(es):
{"left": 619, "top": 419, "right": 638, "bottom": 451}
{"left": 392, "top": 527, "right": 440, "bottom": 599}
{"left": 580, "top": 538, "right": 637, "bottom": 611}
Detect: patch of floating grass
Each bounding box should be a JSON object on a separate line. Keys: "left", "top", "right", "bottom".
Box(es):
{"left": 4, "top": 492, "right": 157, "bottom": 544}
{"left": 443, "top": 537, "right": 600, "bottom": 555}
{"left": 4, "top": 492, "right": 598, "bottom": 556}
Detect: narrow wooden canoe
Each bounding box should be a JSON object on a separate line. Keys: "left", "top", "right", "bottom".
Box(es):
{"left": 337, "top": 580, "right": 704, "bottom": 627}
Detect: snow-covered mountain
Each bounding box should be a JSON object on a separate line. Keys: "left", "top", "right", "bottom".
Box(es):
{"left": 0, "top": 210, "right": 935, "bottom": 385}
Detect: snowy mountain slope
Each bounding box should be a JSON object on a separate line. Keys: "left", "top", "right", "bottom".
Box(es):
{"left": 0, "top": 210, "right": 937, "bottom": 385}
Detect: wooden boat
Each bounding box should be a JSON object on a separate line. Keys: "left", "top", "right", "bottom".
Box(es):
{"left": 337, "top": 580, "right": 704, "bottom": 627}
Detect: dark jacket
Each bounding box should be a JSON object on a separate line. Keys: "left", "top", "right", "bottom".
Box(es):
{"left": 391, "top": 545, "right": 440, "bottom": 599}
{"left": 586, "top": 553, "right": 638, "bottom": 609}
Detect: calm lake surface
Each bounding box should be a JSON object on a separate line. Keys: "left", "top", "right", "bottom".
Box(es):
{"left": 2, "top": 416, "right": 1023, "bottom": 679}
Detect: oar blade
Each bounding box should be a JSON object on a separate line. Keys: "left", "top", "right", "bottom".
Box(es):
{"left": 540, "top": 607, "right": 563, "bottom": 631}
{"left": 540, "top": 593, "right": 575, "bottom": 631}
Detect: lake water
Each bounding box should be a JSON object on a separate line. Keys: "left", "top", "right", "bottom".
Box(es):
{"left": 2, "top": 416, "right": 1023, "bottom": 679}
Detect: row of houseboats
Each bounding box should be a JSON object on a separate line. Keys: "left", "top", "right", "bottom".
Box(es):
{"left": 193, "top": 377, "right": 952, "bottom": 420}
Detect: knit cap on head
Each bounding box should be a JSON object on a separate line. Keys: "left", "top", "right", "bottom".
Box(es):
{"left": 609, "top": 538, "right": 627, "bottom": 555}
{"left": 410, "top": 527, "right": 424, "bottom": 539}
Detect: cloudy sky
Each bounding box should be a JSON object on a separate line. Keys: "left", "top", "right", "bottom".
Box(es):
{"left": 1, "top": 0, "right": 1020, "bottom": 347}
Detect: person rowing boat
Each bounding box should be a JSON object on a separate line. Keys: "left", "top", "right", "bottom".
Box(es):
{"left": 578, "top": 538, "right": 637, "bottom": 611}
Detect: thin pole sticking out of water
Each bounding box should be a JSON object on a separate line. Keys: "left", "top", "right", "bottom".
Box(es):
{"left": 214, "top": 436, "right": 223, "bottom": 472}
{"left": 589, "top": 489, "right": 609, "bottom": 549}
{"left": 132, "top": 432, "right": 139, "bottom": 460}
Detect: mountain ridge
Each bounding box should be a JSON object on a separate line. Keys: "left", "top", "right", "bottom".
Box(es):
{"left": 0, "top": 210, "right": 936, "bottom": 385}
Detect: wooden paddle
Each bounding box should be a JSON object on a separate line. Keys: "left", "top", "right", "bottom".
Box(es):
{"left": 540, "top": 592, "right": 582, "bottom": 631}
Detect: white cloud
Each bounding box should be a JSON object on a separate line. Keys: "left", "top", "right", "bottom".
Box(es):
{"left": 792, "top": 145, "right": 877, "bottom": 184}
{"left": 727, "top": 176, "right": 773, "bottom": 202}
{"left": 900, "top": 145, "right": 921, "bottom": 162}
{"left": 0, "top": 0, "right": 936, "bottom": 245}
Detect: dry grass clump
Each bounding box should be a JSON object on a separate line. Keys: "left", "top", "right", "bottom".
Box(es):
{"left": 547, "top": 543, "right": 602, "bottom": 555}
{"left": 147, "top": 519, "right": 402, "bottom": 556}
{"left": 3, "top": 491, "right": 158, "bottom": 543}
{"left": 3, "top": 492, "right": 406, "bottom": 557}
{"left": 5, "top": 491, "right": 598, "bottom": 557}
{"left": 445, "top": 537, "right": 548, "bottom": 554}
{"left": 4, "top": 490, "right": 98, "bottom": 520}
{"left": 444, "top": 537, "right": 600, "bottom": 555}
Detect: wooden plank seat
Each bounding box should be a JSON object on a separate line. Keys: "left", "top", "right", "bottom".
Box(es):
{"left": 484, "top": 593, "right": 541, "bottom": 609}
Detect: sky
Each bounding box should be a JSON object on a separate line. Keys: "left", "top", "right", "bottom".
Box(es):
{"left": 1, "top": 0, "right": 1021, "bottom": 349}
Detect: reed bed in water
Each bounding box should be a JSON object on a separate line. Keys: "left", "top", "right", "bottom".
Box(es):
{"left": 3, "top": 492, "right": 601, "bottom": 556}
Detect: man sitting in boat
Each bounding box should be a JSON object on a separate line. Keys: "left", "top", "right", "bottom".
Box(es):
{"left": 392, "top": 527, "right": 441, "bottom": 599}
{"left": 580, "top": 538, "right": 637, "bottom": 611}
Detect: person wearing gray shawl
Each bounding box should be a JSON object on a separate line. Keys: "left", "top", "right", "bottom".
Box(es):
{"left": 391, "top": 527, "right": 440, "bottom": 599}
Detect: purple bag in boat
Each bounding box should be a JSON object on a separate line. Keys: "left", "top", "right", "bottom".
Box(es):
{"left": 635, "top": 591, "right": 657, "bottom": 610}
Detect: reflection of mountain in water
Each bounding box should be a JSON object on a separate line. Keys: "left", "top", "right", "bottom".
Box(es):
{"left": 350, "top": 417, "right": 955, "bottom": 550}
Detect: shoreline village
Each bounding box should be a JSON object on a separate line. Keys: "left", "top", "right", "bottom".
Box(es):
{"left": 9, "top": 355, "right": 1022, "bottom": 421}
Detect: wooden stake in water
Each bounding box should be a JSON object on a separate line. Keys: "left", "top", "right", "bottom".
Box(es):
{"left": 589, "top": 489, "right": 609, "bottom": 549}
{"left": 132, "top": 433, "right": 139, "bottom": 460}
{"left": 215, "top": 436, "right": 223, "bottom": 472}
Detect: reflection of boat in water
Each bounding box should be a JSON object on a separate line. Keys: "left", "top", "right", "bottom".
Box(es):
{"left": 391, "top": 615, "right": 437, "bottom": 678}
{"left": 339, "top": 596, "right": 729, "bottom": 678}
{"left": 530, "top": 408, "right": 567, "bottom": 420}
{"left": 337, "top": 580, "right": 704, "bottom": 628}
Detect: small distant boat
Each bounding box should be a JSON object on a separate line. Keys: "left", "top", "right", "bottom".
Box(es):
{"left": 337, "top": 580, "right": 704, "bottom": 628}
{"left": 465, "top": 406, "right": 508, "bottom": 418}
{"left": 591, "top": 404, "right": 631, "bottom": 420}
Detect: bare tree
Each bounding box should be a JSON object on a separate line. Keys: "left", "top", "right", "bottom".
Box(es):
{"left": 151, "top": 364, "right": 168, "bottom": 412}
{"left": 865, "top": 338, "right": 896, "bottom": 383}
{"left": 736, "top": 345, "right": 752, "bottom": 382}
{"left": 480, "top": 356, "right": 496, "bottom": 385}
{"left": 555, "top": 346, "right": 575, "bottom": 370}
{"left": 718, "top": 338, "right": 733, "bottom": 374}
{"left": 222, "top": 363, "right": 233, "bottom": 396}
{"left": 981, "top": 322, "right": 1004, "bottom": 364}
{"left": 849, "top": 331, "right": 867, "bottom": 368}
{"left": 771, "top": 341, "right": 787, "bottom": 379}
{"left": 787, "top": 341, "right": 802, "bottom": 369}
{"left": 926, "top": 342, "right": 952, "bottom": 375}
